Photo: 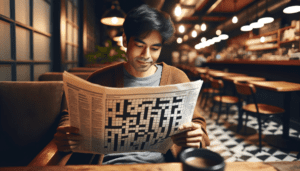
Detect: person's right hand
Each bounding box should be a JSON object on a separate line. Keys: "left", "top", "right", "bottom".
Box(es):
{"left": 54, "top": 126, "right": 82, "bottom": 152}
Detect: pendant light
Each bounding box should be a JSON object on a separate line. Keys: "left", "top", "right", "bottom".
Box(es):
{"left": 258, "top": 0, "right": 274, "bottom": 24}
{"left": 283, "top": 0, "right": 300, "bottom": 14}
{"left": 250, "top": 2, "right": 264, "bottom": 29}
{"left": 241, "top": 8, "right": 253, "bottom": 32}
{"left": 101, "top": 1, "right": 125, "bottom": 26}
{"left": 232, "top": 0, "right": 238, "bottom": 24}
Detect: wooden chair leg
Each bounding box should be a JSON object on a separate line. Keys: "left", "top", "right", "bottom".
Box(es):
{"left": 216, "top": 101, "right": 222, "bottom": 125}
{"left": 257, "top": 115, "right": 262, "bottom": 152}
{"left": 201, "top": 93, "right": 207, "bottom": 108}
{"left": 225, "top": 104, "right": 229, "bottom": 120}
{"left": 244, "top": 113, "right": 249, "bottom": 134}
{"left": 199, "top": 92, "right": 204, "bottom": 106}
{"left": 203, "top": 93, "right": 209, "bottom": 109}
{"left": 209, "top": 100, "right": 215, "bottom": 118}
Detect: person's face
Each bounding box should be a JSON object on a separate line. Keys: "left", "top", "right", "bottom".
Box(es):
{"left": 123, "top": 30, "right": 162, "bottom": 75}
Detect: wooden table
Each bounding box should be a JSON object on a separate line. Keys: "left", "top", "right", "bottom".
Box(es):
{"left": 1, "top": 161, "right": 300, "bottom": 171}
{"left": 209, "top": 71, "right": 247, "bottom": 78}
{"left": 223, "top": 76, "right": 266, "bottom": 83}
{"left": 246, "top": 81, "right": 300, "bottom": 149}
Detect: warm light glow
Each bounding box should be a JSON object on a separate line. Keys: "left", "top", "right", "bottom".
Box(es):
{"left": 232, "top": 16, "right": 238, "bottom": 24}
{"left": 183, "top": 35, "right": 188, "bottom": 41}
{"left": 219, "top": 34, "right": 229, "bottom": 40}
{"left": 177, "top": 37, "right": 183, "bottom": 44}
{"left": 195, "top": 24, "right": 200, "bottom": 30}
{"left": 283, "top": 5, "right": 300, "bottom": 14}
{"left": 111, "top": 17, "right": 118, "bottom": 24}
{"left": 216, "top": 30, "right": 222, "bottom": 36}
{"left": 192, "top": 30, "right": 197, "bottom": 38}
{"left": 174, "top": 4, "right": 182, "bottom": 16}
{"left": 195, "top": 44, "right": 200, "bottom": 49}
{"left": 113, "top": 36, "right": 122, "bottom": 42}
{"left": 179, "top": 25, "right": 185, "bottom": 33}
{"left": 241, "top": 25, "right": 252, "bottom": 31}
{"left": 120, "top": 46, "right": 127, "bottom": 52}
{"left": 258, "top": 17, "right": 274, "bottom": 24}
{"left": 213, "top": 37, "right": 221, "bottom": 42}
{"left": 201, "top": 37, "right": 206, "bottom": 42}
{"left": 201, "top": 23, "right": 206, "bottom": 31}
{"left": 250, "top": 22, "right": 264, "bottom": 29}
{"left": 260, "top": 36, "right": 265, "bottom": 43}
{"left": 101, "top": 17, "right": 125, "bottom": 26}
{"left": 207, "top": 39, "right": 214, "bottom": 45}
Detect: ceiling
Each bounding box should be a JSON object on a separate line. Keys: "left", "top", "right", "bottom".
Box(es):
{"left": 100, "top": 0, "right": 292, "bottom": 49}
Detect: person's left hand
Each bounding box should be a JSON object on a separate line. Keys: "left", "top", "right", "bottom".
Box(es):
{"left": 171, "top": 122, "right": 203, "bottom": 148}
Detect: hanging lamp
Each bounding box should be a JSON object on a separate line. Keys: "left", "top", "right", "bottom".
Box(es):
{"left": 283, "top": 0, "right": 300, "bottom": 14}
{"left": 258, "top": 0, "right": 274, "bottom": 24}
{"left": 241, "top": 8, "right": 253, "bottom": 32}
{"left": 250, "top": 2, "right": 264, "bottom": 29}
{"left": 101, "top": 1, "right": 125, "bottom": 26}
{"left": 232, "top": 0, "right": 238, "bottom": 24}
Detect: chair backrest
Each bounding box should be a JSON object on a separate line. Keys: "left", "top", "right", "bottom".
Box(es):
{"left": 234, "top": 80, "right": 256, "bottom": 95}
{"left": 0, "top": 81, "right": 64, "bottom": 166}
{"left": 210, "top": 79, "right": 224, "bottom": 90}
{"left": 38, "top": 72, "right": 91, "bottom": 81}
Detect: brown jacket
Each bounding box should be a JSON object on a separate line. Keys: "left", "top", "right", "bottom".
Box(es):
{"left": 86, "top": 62, "right": 210, "bottom": 159}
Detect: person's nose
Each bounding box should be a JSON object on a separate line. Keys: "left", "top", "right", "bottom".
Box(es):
{"left": 141, "top": 46, "right": 151, "bottom": 59}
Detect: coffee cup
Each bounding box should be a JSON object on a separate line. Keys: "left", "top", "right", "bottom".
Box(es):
{"left": 179, "top": 148, "right": 225, "bottom": 171}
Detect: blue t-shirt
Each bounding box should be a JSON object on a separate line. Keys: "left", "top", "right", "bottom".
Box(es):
{"left": 102, "top": 64, "right": 165, "bottom": 165}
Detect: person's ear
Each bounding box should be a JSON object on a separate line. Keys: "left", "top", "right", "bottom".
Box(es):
{"left": 122, "top": 33, "right": 127, "bottom": 48}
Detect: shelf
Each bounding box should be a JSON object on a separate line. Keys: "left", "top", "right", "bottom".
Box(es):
{"left": 207, "top": 60, "right": 300, "bottom": 66}
{"left": 247, "top": 46, "right": 278, "bottom": 51}
{"left": 279, "top": 39, "right": 299, "bottom": 45}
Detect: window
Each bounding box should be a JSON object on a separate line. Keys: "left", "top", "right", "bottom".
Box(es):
{"left": 0, "top": 0, "right": 52, "bottom": 81}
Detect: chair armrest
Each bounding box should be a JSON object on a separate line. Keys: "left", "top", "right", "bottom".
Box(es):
{"left": 28, "top": 139, "right": 72, "bottom": 166}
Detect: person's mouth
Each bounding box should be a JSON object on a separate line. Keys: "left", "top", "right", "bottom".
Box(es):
{"left": 137, "top": 60, "right": 150, "bottom": 65}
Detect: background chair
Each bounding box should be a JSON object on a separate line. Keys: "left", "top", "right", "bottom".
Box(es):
{"left": 199, "top": 74, "right": 219, "bottom": 109}
{"left": 38, "top": 72, "right": 92, "bottom": 81}
{"left": 209, "top": 78, "right": 240, "bottom": 124}
{"left": 234, "top": 81, "right": 285, "bottom": 152}
{"left": 0, "top": 81, "right": 65, "bottom": 166}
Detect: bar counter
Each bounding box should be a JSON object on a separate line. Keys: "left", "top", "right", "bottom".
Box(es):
{"left": 205, "top": 60, "right": 300, "bottom": 66}
{"left": 1, "top": 161, "right": 300, "bottom": 171}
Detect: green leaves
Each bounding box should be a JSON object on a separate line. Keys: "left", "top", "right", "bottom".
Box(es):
{"left": 85, "top": 40, "right": 127, "bottom": 64}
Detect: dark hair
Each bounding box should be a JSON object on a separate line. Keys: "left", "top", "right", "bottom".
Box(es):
{"left": 123, "top": 4, "right": 175, "bottom": 44}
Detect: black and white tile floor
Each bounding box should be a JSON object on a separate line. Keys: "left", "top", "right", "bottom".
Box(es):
{"left": 200, "top": 104, "right": 300, "bottom": 162}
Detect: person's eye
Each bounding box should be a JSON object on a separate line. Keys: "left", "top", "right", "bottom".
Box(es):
{"left": 135, "top": 44, "right": 143, "bottom": 48}
{"left": 151, "top": 48, "right": 159, "bottom": 51}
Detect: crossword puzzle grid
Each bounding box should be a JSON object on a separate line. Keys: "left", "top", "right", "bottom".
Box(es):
{"left": 104, "top": 96, "right": 185, "bottom": 153}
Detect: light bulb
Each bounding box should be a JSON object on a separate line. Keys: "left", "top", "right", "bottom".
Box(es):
{"left": 283, "top": 5, "right": 300, "bottom": 14}
{"left": 179, "top": 25, "right": 185, "bottom": 33}
{"left": 192, "top": 30, "right": 197, "bottom": 38}
{"left": 250, "top": 22, "right": 264, "bottom": 29}
{"left": 260, "top": 36, "right": 265, "bottom": 43}
{"left": 201, "top": 37, "right": 206, "bottom": 42}
{"left": 232, "top": 16, "right": 238, "bottom": 24}
{"left": 219, "top": 34, "right": 229, "bottom": 40}
{"left": 216, "top": 30, "right": 222, "bottom": 36}
{"left": 174, "top": 4, "right": 182, "bottom": 16}
{"left": 177, "top": 37, "right": 182, "bottom": 44}
{"left": 111, "top": 17, "right": 118, "bottom": 24}
{"left": 201, "top": 23, "right": 206, "bottom": 31}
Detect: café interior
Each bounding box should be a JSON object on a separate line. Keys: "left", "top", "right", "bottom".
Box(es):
{"left": 1, "top": 0, "right": 300, "bottom": 170}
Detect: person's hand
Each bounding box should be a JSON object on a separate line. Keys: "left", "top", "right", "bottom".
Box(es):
{"left": 171, "top": 122, "right": 203, "bottom": 148}
{"left": 54, "top": 126, "right": 82, "bottom": 152}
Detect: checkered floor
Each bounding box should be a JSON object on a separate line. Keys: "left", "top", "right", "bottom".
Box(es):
{"left": 198, "top": 98, "right": 300, "bottom": 162}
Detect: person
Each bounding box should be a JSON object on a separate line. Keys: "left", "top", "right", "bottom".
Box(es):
{"left": 54, "top": 4, "right": 210, "bottom": 164}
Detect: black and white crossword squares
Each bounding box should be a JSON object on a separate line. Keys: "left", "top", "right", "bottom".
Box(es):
{"left": 104, "top": 95, "right": 187, "bottom": 153}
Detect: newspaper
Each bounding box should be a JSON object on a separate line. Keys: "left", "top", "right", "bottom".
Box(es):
{"left": 63, "top": 71, "right": 203, "bottom": 154}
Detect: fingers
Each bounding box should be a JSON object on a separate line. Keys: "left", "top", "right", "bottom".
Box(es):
{"left": 178, "top": 122, "right": 201, "bottom": 131}
{"left": 172, "top": 128, "right": 203, "bottom": 139}
{"left": 175, "top": 142, "right": 201, "bottom": 148}
{"left": 54, "top": 132, "right": 82, "bottom": 141}
{"left": 57, "top": 126, "right": 79, "bottom": 134}
{"left": 54, "top": 126, "right": 81, "bottom": 152}
{"left": 173, "top": 136, "right": 203, "bottom": 144}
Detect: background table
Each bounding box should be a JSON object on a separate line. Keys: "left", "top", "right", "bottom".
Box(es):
{"left": 247, "top": 81, "right": 300, "bottom": 150}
